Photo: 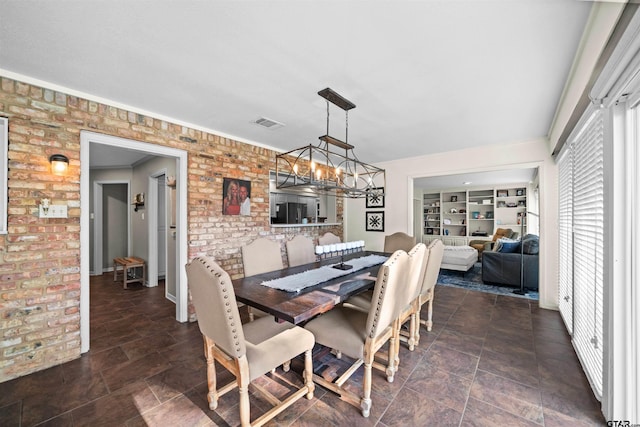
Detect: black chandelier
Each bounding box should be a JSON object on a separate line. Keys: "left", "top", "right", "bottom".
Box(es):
{"left": 275, "top": 88, "right": 385, "bottom": 198}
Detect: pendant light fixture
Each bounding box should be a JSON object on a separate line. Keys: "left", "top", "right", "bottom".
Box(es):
{"left": 275, "top": 88, "right": 385, "bottom": 198}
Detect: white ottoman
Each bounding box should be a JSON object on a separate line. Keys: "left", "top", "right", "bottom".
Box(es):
{"left": 441, "top": 246, "right": 478, "bottom": 272}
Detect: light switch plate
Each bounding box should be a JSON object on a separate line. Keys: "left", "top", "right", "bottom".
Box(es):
{"left": 39, "top": 204, "right": 68, "bottom": 218}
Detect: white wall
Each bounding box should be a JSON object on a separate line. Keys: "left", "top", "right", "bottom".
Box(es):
{"left": 89, "top": 168, "right": 133, "bottom": 273}
{"left": 345, "top": 138, "right": 559, "bottom": 309}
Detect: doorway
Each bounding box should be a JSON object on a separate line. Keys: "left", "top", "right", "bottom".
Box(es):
{"left": 80, "top": 131, "right": 188, "bottom": 353}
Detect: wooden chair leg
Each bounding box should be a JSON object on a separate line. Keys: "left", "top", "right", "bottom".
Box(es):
{"left": 304, "top": 349, "right": 314, "bottom": 399}
{"left": 408, "top": 312, "right": 416, "bottom": 351}
{"left": 393, "top": 330, "right": 400, "bottom": 369}
{"left": 419, "top": 292, "right": 435, "bottom": 332}
{"left": 426, "top": 297, "right": 434, "bottom": 331}
{"left": 237, "top": 359, "right": 251, "bottom": 427}
{"left": 415, "top": 307, "right": 422, "bottom": 345}
{"left": 387, "top": 320, "right": 398, "bottom": 381}
{"left": 361, "top": 360, "right": 373, "bottom": 417}
{"left": 203, "top": 337, "right": 218, "bottom": 410}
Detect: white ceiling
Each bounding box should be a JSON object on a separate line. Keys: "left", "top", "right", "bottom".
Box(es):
{"left": 88, "top": 143, "right": 155, "bottom": 170}
{"left": 0, "top": 1, "right": 592, "bottom": 178}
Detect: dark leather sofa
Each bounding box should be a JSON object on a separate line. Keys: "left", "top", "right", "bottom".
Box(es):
{"left": 481, "top": 234, "right": 539, "bottom": 290}
{"left": 481, "top": 251, "right": 539, "bottom": 290}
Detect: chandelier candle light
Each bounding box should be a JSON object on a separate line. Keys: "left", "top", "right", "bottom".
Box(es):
{"left": 275, "top": 88, "right": 385, "bottom": 198}
{"left": 315, "top": 240, "right": 366, "bottom": 270}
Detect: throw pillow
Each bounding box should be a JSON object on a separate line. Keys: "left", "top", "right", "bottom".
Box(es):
{"left": 497, "top": 238, "right": 520, "bottom": 253}
{"left": 493, "top": 228, "right": 513, "bottom": 241}
{"left": 521, "top": 234, "right": 540, "bottom": 255}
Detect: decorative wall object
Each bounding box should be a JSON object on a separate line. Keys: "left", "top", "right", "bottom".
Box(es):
{"left": 366, "top": 211, "right": 385, "bottom": 232}
{"left": 366, "top": 187, "right": 385, "bottom": 208}
{"left": 223, "top": 177, "right": 252, "bottom": 215}
{"left": 133, "top": 193, "right": 145, "bottom": 212}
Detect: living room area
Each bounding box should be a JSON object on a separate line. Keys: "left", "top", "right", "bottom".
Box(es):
{"left": 412, "top": 167, "right": 541, "bottom": 298}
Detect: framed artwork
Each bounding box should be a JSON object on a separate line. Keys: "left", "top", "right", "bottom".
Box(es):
{"left": 516, "top": 188, "right": 525, "bottom": 196}
{"left": 366, "top": 211, "right": 385, "bottom": 232}
{"left": 497, "top": 189, "right": 508, "bottom": 197}
{"left": 366, "top": 188, "right": 385, "bottom": 208}
{"left": 223, "top": 177, "right": 251, "bottom": 216}
{"left": 450, "top": 195, "right": 457, "bottom": 202}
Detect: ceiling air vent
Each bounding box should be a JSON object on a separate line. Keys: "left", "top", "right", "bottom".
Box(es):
{"left": 253, "top": 117, "right": 285, "bottom": 130}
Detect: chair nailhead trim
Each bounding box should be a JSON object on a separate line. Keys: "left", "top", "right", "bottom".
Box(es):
{"left": 195, "top": 257, "right": 244, "bottom": 355}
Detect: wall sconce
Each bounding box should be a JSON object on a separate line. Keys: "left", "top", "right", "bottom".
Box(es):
{"left": 49, "top": 154, "right": 69, "bottom": 175}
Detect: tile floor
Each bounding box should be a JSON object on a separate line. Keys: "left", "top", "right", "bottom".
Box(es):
{"left": 0, "top": 275, "right": 605, "bottom": 426}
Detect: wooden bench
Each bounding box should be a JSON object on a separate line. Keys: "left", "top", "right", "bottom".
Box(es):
{"left": 113, "top": 256, "right": 146, "bottom": 289}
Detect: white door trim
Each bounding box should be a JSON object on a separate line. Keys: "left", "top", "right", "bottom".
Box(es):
{"left": 80, "top": 131, "right": 189, "bottom": 353}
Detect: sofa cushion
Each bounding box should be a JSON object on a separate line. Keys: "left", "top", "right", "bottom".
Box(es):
{"left": 521, "top": 234, "right": 540, "bottom": 255}
{"left": 482, "top": 251, "right": 539, "bottom": 290}
{"left": 496, "top": 238, "right": 520, "bottom": 253}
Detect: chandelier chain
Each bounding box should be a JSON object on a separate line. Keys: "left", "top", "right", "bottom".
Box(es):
{"left": 345, "top": 109, "right": 348, "bottom": 145}
{"left": 326, "top": 100, "right": 330, "bottom": 137}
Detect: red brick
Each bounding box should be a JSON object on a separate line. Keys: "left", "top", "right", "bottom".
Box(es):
{"left": 0, "top": 76, "right": 345, "bottom": 382}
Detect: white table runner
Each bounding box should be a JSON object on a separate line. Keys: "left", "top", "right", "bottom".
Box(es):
{"left": 260, "top": 254, "right": 388, "bottom": 293}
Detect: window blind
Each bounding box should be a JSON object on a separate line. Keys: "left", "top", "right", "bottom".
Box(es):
{"left": 559, "top": 108, "right": 604, "bottom": 399}
{"left": 558, "top": 145, "right": 573, "bottom": 334}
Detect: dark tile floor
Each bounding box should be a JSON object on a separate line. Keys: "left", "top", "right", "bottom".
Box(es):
{"left": 0, "top": 275, "right": 605, "bottom": 426}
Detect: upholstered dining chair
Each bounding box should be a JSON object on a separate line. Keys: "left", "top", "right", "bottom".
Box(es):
{"left": 318, "top": 231, "right": 341, "bottom": 245}
{"left": 242, "top": 237, "right": 284, "bottom": 277}
{"left": 286, "top": 235, "right": 316, "bottom": 267}
{"left": 393, "top": 243, "right": 428, "bottom": 354}
{"left": 186, "top": 257, "right": 315, "bottom": 427}
{"left": 304, "top": 250, "right": 413, "bottom": 417}
{"left": 414, "top": 238, "right": 445, "bottom": 344}
{"left": 241, "top": 238, "right": 284, "bottom": 322}
{"left": 383, "top": 231, "right": 416, "bottom": 253}
{"left": 345, "top": 243, "right": 428, "bottom": 355}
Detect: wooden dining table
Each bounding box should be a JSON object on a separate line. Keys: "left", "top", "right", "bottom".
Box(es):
{"left": 232, "top": 251, "right": 387, "bottom": 325}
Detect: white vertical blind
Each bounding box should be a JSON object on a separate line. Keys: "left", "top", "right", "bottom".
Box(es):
{"left": 558, "top": 144, "right": 573, "bottom": 334}
{"left": 559, "top": 108, "right": 604, "bottom": 399}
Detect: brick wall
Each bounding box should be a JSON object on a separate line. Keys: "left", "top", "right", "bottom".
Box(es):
{"left": 0, "top": 76, "right": 343, "bottom": 382}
